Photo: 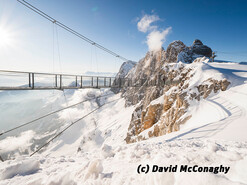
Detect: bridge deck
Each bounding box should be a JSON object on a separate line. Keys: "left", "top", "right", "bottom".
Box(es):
{"left": 0, "top": 86, "right": 115, "bottom": 90}
{"left": 0, "top": 70, "right": 175, "bottom": 91}
{"left": 0, "top": 70, "right": 122, "bottom": 90}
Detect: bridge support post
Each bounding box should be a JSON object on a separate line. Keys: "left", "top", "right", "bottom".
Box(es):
{"left": 80, "top": 76, "right": 83, "bottom": 88}
{"left": 60, "top": 75, "right": 62, "bottom": 89}
{"left": 0, "top": 155, "right": 3, "bottom": 162}
{"left": 28, "top": 73, "right": 31, "bottom": 88}
{"left": 55, "top": 75, "right": 57, "bottom": 88}
{"left": 31, "top": 73, "right": 34, "bottom": 89}
{"left": 104, "top": 77, "right": 106, "bottom": 87}
{"left": 91, "top": 77, "right": 93, "bottom": 87}
{"left": 109, "top": 78, "right": 111, "bottom": 87}
{"left": 75, "top": 76, "right": 77, "bottom": 87}
{"left": 119, "top": 78, "right": 121, "bottom": 88}
{"left": 96, "top": 77, "right": 99, "bottom": 88}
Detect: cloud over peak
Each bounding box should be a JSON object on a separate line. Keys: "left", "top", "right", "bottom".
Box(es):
{"left": 147, "top": 27, "right": 172, "bottom": 52}
{"left": 137, "top": 13, "right": 172, "bottom": 52}
{"left": 137, "top": 14, "right": 160, "bottom": 33}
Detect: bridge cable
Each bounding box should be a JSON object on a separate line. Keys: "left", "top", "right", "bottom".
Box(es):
{"left": 52, "top": 22, "right": 73, "bottom": 126}
{"left": 90, "top": 44, "right": 93, "bottom": 72}
{"left": 17, "top": 0, "right": 129, "bottom": 62}
{"left": 0, "top": 155, "right": 3, "bottom": 162}
{"left": 51, "top": 22, "right": 56, "bottom": 113}
{"left": 0, "top": 93, "right": 114, "bottom": 137}
{"left": 30, "top": 97, "right": 121, "bottom": 157}
{"left": 95, "top": 46, "right": 99, "bottom": 74}
{"left": 55, "top": 25, "right": 62, "bottom": 73}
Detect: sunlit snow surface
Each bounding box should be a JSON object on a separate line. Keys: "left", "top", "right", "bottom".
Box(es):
{"left": 0, "top": 62, "right": 247, "bottom": 184}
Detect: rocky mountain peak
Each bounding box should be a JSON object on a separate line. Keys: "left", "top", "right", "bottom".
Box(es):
{"left": 115, "top": 60, "right": 136, "bottom": 79}
{"left": 165, "top": 40, "right": 187, "bottom": 63}
{"left": 111, "top": 60, "right": 136, "bottom": 93}
{"left": 113, "top": 39, "right": 230, "bottom": 144}
{"left": 190, "top": 40, "right": 212, "bottom": 58}
{"left": 178, "top": 39, "right": 213, "bottom": 63}
{"left": 193, "top": 39, "right": 203, "bottom": 45}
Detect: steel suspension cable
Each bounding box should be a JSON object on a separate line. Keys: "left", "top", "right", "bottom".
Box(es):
{"left": 17, "top": 0, "right": 129, "bottom": 62}
{"left": 0, "top": 92, "right": 114, "bottom": 136}
{"left": 55, "top": 25, "right": 62, "bottom": 73}
{"left": 30, "top": 97, "right": 121, "bottom": 156}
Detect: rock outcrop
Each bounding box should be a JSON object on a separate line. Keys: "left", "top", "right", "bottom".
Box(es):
{"left": 115, "top": 60, "right": 136, "bottom": 79}
{"left": 191, "top": 39, "right": 212, "bottom": 57}
{"left": 177, "top": 39, "right": 212, "bottom": 63}
{"left": 122, "top": 48, "right": 166, "bottom": 106}
{"left": 111, "top": 60, "right": 136, "bottom": 93}
{"left": 165, "top": 41, "right": 187, "bottom": 63}
{"left": 114, "top": 39, "right": 230, "bottom": 143}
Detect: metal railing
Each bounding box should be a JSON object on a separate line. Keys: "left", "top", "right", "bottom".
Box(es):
{"left": 0, "top": 70, "right": 181, "bottom": 91}
{"left": 0, "top": 70, "right": 116, "bottom": 90}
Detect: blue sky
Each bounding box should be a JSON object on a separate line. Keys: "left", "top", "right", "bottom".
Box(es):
{"left": 0, "top": 0, "right": 246, "bottom": 74}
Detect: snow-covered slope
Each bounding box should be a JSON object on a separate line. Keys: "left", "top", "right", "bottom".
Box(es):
{"left": 0, "top": 62, "right": 247, "bottom": 185}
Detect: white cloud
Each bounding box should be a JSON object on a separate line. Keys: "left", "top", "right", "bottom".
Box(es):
{"left": 146, "top": 27, "right": 172, "bottom": 52}
{"left": 137, "top": 13, "right": 172, "bottom": 52}
{"left": 137, "top": 14, "right": 160, "bottom": 33}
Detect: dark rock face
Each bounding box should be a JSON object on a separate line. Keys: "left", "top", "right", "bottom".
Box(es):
{"left": 191, "top": 41, "right": 212, "bottom": 58}
{"left": 193, "top": 39, "right": 203, "bottom": 45}
{"left": 165, "top": 41, "right": 187, "bottom": 63}
{"left": 177, "top": 39, "right": 212, "bottom": 63}
{"left": 164, "top": 39, "right": 212, "bottom": 64}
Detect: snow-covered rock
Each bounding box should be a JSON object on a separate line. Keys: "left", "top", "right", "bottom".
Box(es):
{"left": 0, "top": 158, "right": 40, "bottom": 180}
{"left": 165, "top": 40, "right": 187, "bottom": 63}
{"left": 101, "top": 144, "right": 114, "bottom": 158}
{"left": 177, "top": 39, "right": 212, "bottom": 63}
{"left": 115, "top": 60, "right": 136, "bottom": 79}
{"left": 111, "top": 60, "right": 136, "bottom": 93}
{"left": 122, "top": 40, "right": 228, "bottom": 143}
{"left": 84, "top": 159, "right": 103, "bottom": 180}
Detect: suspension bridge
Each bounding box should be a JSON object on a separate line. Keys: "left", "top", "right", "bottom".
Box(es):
{"left": 0, "top": 0, "right": 133, "bottom": 92}
{"left": 0, "top": 0, "right": 161, "bottom": 161}
{"left": 0, "top": 70, "right": 124, "bottom": 90}
{"left": 0, "top": 0, "right": 127, "bottom": 91}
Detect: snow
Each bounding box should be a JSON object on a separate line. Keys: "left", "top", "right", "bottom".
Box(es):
{"left": 1, "top": 138, "right": 247, "bottom": 184}
{"left": 84, "top": 159, "right": 103, "bottom": 180}
{"left": 178, "top": 62, "right": 247, "bottom": 141}
{"left": 143, "top": 58, "right": 151, "bottom": 69}
{"left": 0, "top": 158, "right": 40, "bottom": 180}
{"left": 115, "top": 60, "right": 136, "bottom": 79}
{"left": 150, "top": 94, "right": 165, "bottom": 105}
{"left": 0, "top": 130, "right": 35, "bottom": 155}
{"left": 0, "top": 62, "right": 247, "bottom": 184}
{"left": 184, "top": 60, "right": 225, "bottom": 89}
